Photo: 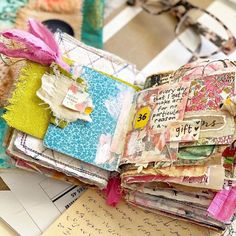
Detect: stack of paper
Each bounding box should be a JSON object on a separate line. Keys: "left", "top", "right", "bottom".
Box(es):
{"left": 119, "top": 60, "right": 236, "bottom": 230}
{"left": 0, "top": 19, "right": 235, "bottom": 234}
{"left": 2, "top": 32, "right": 139, "bottom": 189}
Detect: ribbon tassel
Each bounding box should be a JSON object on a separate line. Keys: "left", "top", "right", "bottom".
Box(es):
{"left": 0, "top": 18, "right": 69, "bottom": 71}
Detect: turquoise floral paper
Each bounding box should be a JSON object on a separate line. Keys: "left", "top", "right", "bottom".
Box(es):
{"left": 0, "top": 109, "right": 13, "bottom": 168}
{"left": 44, "top": 67, "right": 134, "bottom": 171}
{"left": 0, "top": 0, "right": 27, "bottom": 31}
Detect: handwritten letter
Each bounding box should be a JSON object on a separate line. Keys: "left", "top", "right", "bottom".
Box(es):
{"left": 42, "top": 189, "right": 219, "bottom": 236}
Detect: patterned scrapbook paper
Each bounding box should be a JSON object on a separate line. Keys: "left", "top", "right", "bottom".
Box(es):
{"left": 208, "top": 186, "right": 236, "bottom": 223}
{"left": 14, "top": 158, "right": 83, "bottom": 186}
{"left": 186, "top": 72, "right": 235, "bottom": 112}
{"left": 125, "top": 191, "right": 225, "bottom": 230}
{"left": 122, "top": 81, "right": 190, "bottom": 164}
{"left": 0, "top": 109, "right": 13, "bottom": 168}
{"left": 44, "top": 67, "right": 135, "bottom": 171}
{"left": 177, "top": 145, "right": 222, "bottom": 161}
{"left": 124, "top": 182, "right": 215, "bottom": 206}
{"left": 0, "top": 0, "right": 27, "bottom": 31}
{"left": 81, "top": 0, "right": 105, "bottom": 48}
{"left": 2, "top": 33, "right": 138, "bottom": 140}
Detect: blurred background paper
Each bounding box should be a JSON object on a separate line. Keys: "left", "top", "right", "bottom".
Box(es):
{"left": 42, "top": 189, "right": 221, "bottom": 236}
{"left": 0, "top": 218, "right": 19, "bottom": 236}
{"left": 0, "top": 169, "right": 86, "bottom": 235}
{"left": 0, "top": 190, "right": 41, "bottom": 236}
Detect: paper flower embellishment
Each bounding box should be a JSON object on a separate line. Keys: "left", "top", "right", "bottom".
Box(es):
{"left": 0, "top": 18, "right": 69, "bottom": 71}
{"left": 37, "top": 64, "right": 93, "bottom": 123}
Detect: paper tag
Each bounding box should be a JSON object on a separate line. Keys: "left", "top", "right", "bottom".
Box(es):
{"left": 62, "top": 84, "right": 89, "bottom": 112}
{"left": 134, "top": 106, "right": 151, "bottom": 129}
{"left": 167, "top": 119, "right": 201, "bottom": 142}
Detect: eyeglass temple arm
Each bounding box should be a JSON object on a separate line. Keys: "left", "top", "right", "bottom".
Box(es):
{"left": 190, "top": 22, "right": 225, "bottom": 47}
{"left": 127, "top": 0, "right": 137, "bottom": 6}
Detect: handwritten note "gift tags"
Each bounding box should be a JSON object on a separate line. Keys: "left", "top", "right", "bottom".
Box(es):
{"left": 62, "top": 84, "right": 91, "bottom": 113}
{"left": 167, "top": 119, "right": 201, "bottom": 142}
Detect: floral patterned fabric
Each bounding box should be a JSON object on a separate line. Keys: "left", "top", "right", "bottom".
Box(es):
{"left": 0, "top": 0, "right": 27, "bottom": 30}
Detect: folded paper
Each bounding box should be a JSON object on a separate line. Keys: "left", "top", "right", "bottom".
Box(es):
{"left": 186, "top": 72, "right": 235, "bottom": 112}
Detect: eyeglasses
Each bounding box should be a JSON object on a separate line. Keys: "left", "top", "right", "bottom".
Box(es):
{"left": 128, "top": 0, "right": 236, "bottom": 61}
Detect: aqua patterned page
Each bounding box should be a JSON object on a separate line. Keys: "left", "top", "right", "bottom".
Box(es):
{"left": 44, "top": 67, "right": 134, "bottom": 171}
{"left": 0, "top": 0, "right": 28, "bottom": 31}
{"left": 0, "top": 109, "right": 14, "bottom": 168}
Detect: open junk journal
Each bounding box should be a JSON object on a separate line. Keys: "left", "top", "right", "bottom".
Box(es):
{"left": 0, "top": 19, "right": 235, "bottom": 232}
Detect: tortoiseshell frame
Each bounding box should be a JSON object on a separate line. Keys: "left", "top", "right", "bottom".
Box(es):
{"left": 128, "top": 0, "right": 236, "bottom": 61}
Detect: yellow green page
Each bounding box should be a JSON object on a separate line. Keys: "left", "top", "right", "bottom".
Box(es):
{"left": 3, "top": 61, "right": 51, "bottom": 139}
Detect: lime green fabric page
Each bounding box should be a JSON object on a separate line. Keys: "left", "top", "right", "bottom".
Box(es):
{"left": 3, "top": 62, "right": 51, "bottom": 139}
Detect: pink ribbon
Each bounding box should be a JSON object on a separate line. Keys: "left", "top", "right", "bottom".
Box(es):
{"left": 103, "top": 175, "right": 123, "bottom": 207}
{"left": 0, "top": 18, "right": 69, "bottom": 71}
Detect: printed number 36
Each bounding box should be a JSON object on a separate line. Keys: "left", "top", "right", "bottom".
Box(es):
{"left": 137, "top": 113, "right": 147, "bottom": 122}
{"left": 134, "top": 106, "right": 151, "bottom": 129}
